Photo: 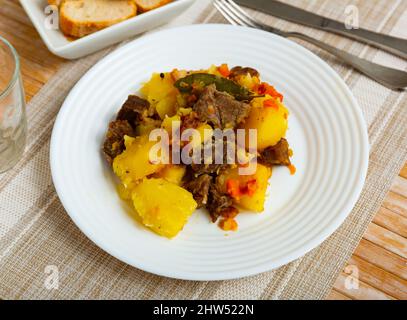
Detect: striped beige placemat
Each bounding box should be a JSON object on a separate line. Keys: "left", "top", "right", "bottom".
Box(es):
{"left": 0, "top": 0, "right": 406, "bottom": 299}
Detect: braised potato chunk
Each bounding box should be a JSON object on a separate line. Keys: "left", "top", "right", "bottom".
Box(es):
{"left": 131, "top": 179, "right": 197, "bottom": 238}
{"left": 113, "top": 135, "right": 166, "bottom": 186}
{"left": 217, "top": 164, "right": 272, "bottom": 212}
{"left": 241, "top": 95, "right": 289, "bottom": 150}
{"left": 154, "top": 165, "right": 186, "bottom": 186}
{"left": 141, "top": 72, "right": 179, "bottom": 119}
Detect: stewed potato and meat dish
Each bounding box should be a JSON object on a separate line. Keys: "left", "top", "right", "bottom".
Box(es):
{"left": 103, "top": 64, "right": 294, "bottom": 238}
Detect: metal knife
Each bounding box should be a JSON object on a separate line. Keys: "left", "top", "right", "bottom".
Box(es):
{"left": 235, "top": 0, "right": 407, "bottom": 60}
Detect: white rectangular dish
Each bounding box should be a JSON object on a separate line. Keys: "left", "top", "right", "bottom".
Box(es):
{"left": 19, "top": 0, "right": 195, "bottom": 59}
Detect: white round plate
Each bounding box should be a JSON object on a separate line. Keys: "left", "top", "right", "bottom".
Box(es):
{"left": 50, "top": 24, "right": 369, "bottom": 281}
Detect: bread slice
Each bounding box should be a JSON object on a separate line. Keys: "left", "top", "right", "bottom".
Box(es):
{"left": 47, "top": 0, "right": 64, "bottom": 6}
{"left": 60, "top": 0, "right": 137, "bottom": 38}
{"left": 134, "top": 0, "right": 172, "bottom": 12}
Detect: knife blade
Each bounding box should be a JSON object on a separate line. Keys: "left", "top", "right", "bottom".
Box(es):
{"left": 235, "top": 0, "right": 407, "bottom": 60}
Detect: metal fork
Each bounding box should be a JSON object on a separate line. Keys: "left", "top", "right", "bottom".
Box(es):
{"left": 214, "top": 0, "right": 407, "bottom": 91}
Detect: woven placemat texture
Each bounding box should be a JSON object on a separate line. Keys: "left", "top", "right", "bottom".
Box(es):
{"left": 0, "top": 0, "right": 406, "bottom": 299}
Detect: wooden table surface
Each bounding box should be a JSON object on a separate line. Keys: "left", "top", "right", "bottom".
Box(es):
{"left": 1, "top": 0, "right": 406, "bottom": 300}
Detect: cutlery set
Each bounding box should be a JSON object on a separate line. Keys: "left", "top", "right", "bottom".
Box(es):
{"left": 214, "top": 0, "right": 407, "bottom": 90}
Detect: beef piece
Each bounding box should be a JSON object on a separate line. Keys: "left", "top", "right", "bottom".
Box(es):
{"left": 190, "top": 139, "right": 232, "bottom": 175}
{"left": 103, "top": 95, "right": 153, "bottom": 165}
{"left": 193, "top": 84, "right": 251, "bottom": 129}
{"left": 103, "top": 120, "right": 135, "bottom": 165}
{"left": 229, "top": 66, "right": 260, "bottom": 79}
{"left": 207, "top": 183, "right": 234, "bottom": 222}
{"left": 259, "top": 138, "right": 291, "bottom": 167}
{"left": 185, "top": 93, "right": 199, "bottom": 109}
{"left": 116, "top": 95, "right": 153, "bottom": 128}
{"left": 184, "top": 174, "right": 212, "bottom": 208}
{"left": 191, "top": 162, "right": 229, "bottom": 176}
{"left": 180, "top": 111, "right": 201, "bottom": 131}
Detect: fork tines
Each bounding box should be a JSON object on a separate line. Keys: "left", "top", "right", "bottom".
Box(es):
{"left": 214, "top": 0, "right": 260, "bottom": 28}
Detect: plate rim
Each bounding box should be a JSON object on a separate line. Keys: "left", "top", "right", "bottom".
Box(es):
{"left": 50, "top": 23, "right": 369, "bottom": 281}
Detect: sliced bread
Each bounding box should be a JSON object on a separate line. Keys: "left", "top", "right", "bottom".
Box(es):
{"left": 134, "top": 0, "right": 172, "bottom": 12}
{"left": 60, "top": 0, "right": 137, "bottom": 38}
{"left": 47, "top": 0, "right": 65, "bottom": 6}
{"left": 47, "top": 0, "right": 60, "bottom": 6}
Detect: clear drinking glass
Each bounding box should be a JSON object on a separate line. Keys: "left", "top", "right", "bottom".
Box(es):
{"left": 0, "top": 37, "right": 26, "bottom": 173}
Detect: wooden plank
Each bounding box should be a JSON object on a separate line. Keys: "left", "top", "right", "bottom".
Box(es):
{"left": 0, "top": 0, "right": 34, "bottom": 27}
{"left": 19, "top": 56, "right": 59, "bottom": 85}
{"left": 391, "top": 176, "right": 407, "bottom": 198}
{"left": 400, "top": 163, "right": 407, "bottom": 179}
{"left": 0, "top": 16, "right": 50, "bottom": 49}
{"left": 0, "top": 17, "right": 63, "bottom": 68}
{"left": 333, "top": 272, "right": 394, "bottom": 300}
{"left": 382, "top": 191, "right": 407, "bottom": 218}
{"left": 326, "top": 290, "right": 352, "bottom": 300}
{"left": 22, "top": 76, "right": 46, "bottom": 102}
{"left": 0, "top": 35, "right": 62, "bottom": 72}
{"left": 347, "top": 256, "right": 407, "bottom": 300}
{"left": 364, "top": 223, "right": 407, "bottom": 258}
{"left": 0, "top": 2, "right": 63, "bottom": 102}
{"left": 354, "top": 239, "right": 407, "bottom": 280}
{"left": 373, "top": 207, "right": 407, "bottom": 238}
